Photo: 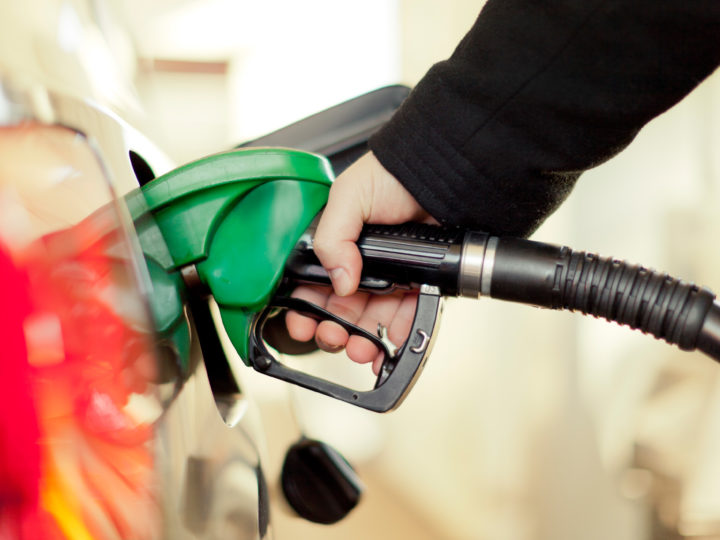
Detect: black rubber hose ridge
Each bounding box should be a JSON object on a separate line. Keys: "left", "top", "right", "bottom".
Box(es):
{"left": 490, "top": 238, "right": 717, "bottom": 355}
{"left": 557, "top": 249, "right": 715, "bottom": 350}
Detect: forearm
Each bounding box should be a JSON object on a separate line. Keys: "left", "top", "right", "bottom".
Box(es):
{"left": 370, "top": 0, "right": 720, "bottom": 237}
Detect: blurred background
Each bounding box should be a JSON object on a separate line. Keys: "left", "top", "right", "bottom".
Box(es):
{"left": 13, "top": 0, "right": 720, "bottom": 538}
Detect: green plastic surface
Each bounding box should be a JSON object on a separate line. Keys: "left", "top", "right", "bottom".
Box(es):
{"left": 137, "top": 147, "right": 333, "bottom": 364}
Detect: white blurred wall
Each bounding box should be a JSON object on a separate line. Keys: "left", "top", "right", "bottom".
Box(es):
{"left": 121, "top": 0, "right": 400, "bottom": 162}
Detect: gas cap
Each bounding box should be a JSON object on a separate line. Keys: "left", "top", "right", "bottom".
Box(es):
{"left": 281, "top": 438, "right": 363, "bottom": 524}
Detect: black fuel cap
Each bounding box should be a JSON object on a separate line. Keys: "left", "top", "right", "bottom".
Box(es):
{"left": 281, "top": 438, "right": 363, "bottom": 524}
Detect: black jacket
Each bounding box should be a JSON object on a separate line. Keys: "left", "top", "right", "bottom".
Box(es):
{"left": 369, "top": 0, "right": 720, "bottom": 237}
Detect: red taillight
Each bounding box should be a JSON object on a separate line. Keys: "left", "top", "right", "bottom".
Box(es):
{"left": 0, "top": 124, "right": 161, "bottom": 538}
{"left": 0, "top": 244, "right": 40, "bottom": 525}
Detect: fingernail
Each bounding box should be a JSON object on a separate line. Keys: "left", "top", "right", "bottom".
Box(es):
{"left": 316, "top": 337, "right": 345, "bottom": 353}
{"left": 329, "top": 267, "right": 352, "bottom": 296}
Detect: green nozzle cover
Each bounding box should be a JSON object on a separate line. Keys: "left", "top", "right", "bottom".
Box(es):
{"left": 137, "top": 148, "right": 332, "bottom": 363}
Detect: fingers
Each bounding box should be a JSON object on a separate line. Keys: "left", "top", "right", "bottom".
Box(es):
{"left": 371, "top": 292, "right": 418, "bottom": 375}
{"left": 346, "top": 291, "right": 418, "bottom": 372}
{"left": 388, "top": 292, "right": 418, "bottom": 347}
{"left": 346, "top": 292, "right": 404, "bottom": 364}
{"left": 286, "top": 286, "right": 329, "bottom": 342}
{"left": 286, "top": 286, "right": 418, "bottom": 370}
{"left": 287, "top": 285, "right": 372, "bottom": 354}
{"left": 314, "top": 292, "right": 369, "bottom": 351}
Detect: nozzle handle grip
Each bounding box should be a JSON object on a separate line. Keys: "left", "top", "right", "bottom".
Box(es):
{"left": 285, "top": 222, "right": 464, "bottom": 294}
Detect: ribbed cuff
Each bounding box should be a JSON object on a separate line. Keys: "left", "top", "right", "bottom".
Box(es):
{"left": 369, "top": 91, "right": 482, "bottom": 228}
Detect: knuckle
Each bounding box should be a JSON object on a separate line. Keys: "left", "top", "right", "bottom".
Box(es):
{"left": 389, "top": 319, "right": 412, "bottom": 345}
{"left": 312, "top": 233, "right": 332, "bottom": 258}
{"left": 325, "top": 297, "right": 363, "bottom": 323}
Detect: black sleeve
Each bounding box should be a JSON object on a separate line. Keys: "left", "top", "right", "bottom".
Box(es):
{"left": 368, "top": 0, "right": 720, "bottom": 237}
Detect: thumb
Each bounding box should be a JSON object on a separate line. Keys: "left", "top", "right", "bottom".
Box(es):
{"left": 313, "top": 173, "right": 366, "bottom": 297}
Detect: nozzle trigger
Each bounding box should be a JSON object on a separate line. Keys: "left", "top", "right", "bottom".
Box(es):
{"left": 247, "top": 285, "right": 442, "bottom": 412}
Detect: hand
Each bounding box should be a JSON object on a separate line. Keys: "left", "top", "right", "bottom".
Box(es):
{"left": 285, "top": 152, "right": 435, "bottom": 373}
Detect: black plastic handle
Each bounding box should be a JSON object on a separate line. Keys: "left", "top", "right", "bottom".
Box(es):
{"left": 284, "top": 222, "right": 464, "bottom": 294}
